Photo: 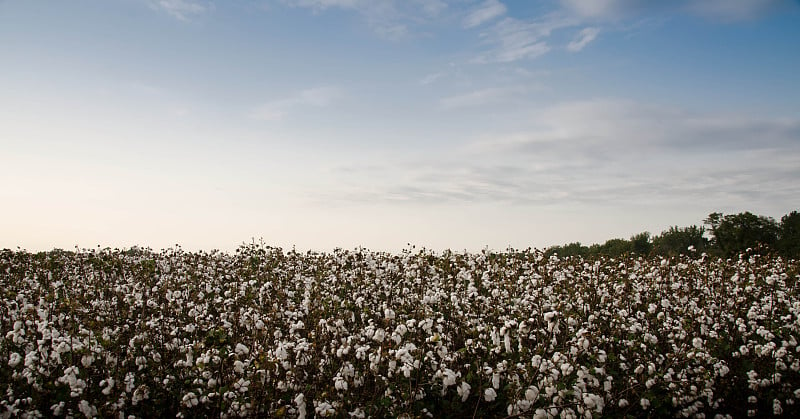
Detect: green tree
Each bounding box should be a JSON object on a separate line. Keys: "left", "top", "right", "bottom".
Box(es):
{"left": 652, "top": 225, "right": 707, "bottom": 256}
{"left": 545, "top": 242, "right": 589, "bottom": 258}
{"left": 704, "top": 212, "right": 778, "bottom": 257}
{"left": 630, "top": 232, "right": 652, "bottom": 256}
{"left": 596, "top": 238, "right": 633, "bottom": 258}
{"left": 777, "top": 211, "right": 800, "bottom": 258}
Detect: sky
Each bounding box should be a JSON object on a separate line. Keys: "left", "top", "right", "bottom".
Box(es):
{"left": 1, "top": 0, "right": 799, "bottom": 253}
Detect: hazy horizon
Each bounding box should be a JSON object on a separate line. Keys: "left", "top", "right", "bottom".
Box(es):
{"left": 2, "top": 0, "right": 799, "bottom": 253}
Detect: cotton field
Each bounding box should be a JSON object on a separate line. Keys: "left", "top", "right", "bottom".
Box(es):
{"left": 1, "top": 245, "right": 799, "bottom": 418}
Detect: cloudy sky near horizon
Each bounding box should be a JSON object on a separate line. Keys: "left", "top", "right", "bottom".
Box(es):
{"left": 2, "top": 0, "right": 799, "bottom": 253}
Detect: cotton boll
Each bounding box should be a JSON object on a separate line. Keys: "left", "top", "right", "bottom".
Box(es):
{"left": 640, "top": 398, "right": 650, "bottom": 410}
{"left": 457, "top": 382, "right": 471, "bottom": 402}
{"left": 484, "top": 388, "right": 497, "bottom": 402}
{"left": 526, "top": 386, "right": 539, "bottom": 402}
{"left": 8, "top": 352, "right": 21, "bottom": 368}
{"left": 235, "top": 343, "right": 249, "bottom": 356}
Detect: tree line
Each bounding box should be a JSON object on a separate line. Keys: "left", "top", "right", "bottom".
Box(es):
{"left": 545, "top": 210, "right": 800, "bottom": 259}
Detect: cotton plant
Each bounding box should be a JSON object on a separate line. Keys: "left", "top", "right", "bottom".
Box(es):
{"left": 1, "top": 245, "right": 800, "bottom": 417}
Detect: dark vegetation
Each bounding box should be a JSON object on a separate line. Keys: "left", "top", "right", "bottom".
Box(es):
{"left": 545, "top": 210, "right": 800, "bottom": 260}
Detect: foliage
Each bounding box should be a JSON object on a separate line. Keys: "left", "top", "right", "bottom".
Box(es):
{"left": 705, "top": 212, "right": 779, "bottom": 257}
{"left": 652, "top": 225, "right": 708, "bottom": 257}
{"left": 629, "top": 232, "right": 652, "bottom": 256}
{"left": 546, "top": 210, "right": 798, "bottom": 260}
{"left": 778, "top": 211, "right": 800, "bottom": 258}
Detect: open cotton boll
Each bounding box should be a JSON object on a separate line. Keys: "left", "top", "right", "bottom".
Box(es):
{"left": 484, "top": 388, "right": 497, "bottom": 402}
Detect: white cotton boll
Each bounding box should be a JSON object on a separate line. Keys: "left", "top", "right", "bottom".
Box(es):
{"left": 457, "top": 382, "right": 471, "bottom": 402}
{"left": 384, "top": 308, "right": 396, "bottom": 320}
{"left": 442, "top": 369, "right": 458, "bottom": 388}
{"left": 294, "top": 394, "right": 307, "bottom": 419}
{"left": 693, "top": 337, "right": 704, "bottom": 349}
{"left": 8, "top": 352, "right": 21, "bottom": 368}
{"left": 235, "top": 343, "right": 249, "bottom": 356}
{"left": 100, "top": 378, "right": 114, "bottom": 395}
{"left": 234, "top": 360, "right": 245, "bottom": 374}
{"left": 492, "top": 373, "right": 501, "bottom": 389}
{"left": 50, "top": 402, "right": 65, "bottom": 416}
{"left": 81, "top": 354, "right": 94, "bottom": 368}
{"left": 349, "top": 407, "right": 366, "bottom": 418}
{"left": 182, "top": 392, "right": 199, "bottom": 407}
{"left": 526, "top": 387, "right": 539, "bottom": 402}
{"left": 484, "top": 388, "right": 497, "bottom": 402}
{"left": 78, "top": 400, "right": 97, "bottom": 418}
{"left": 774, "top": 399, "right": 782, "bottom": 415}
{"left": 640, "top": 398, "right": 650, "bottom": 410}
{"left": 373, "top": 328, "right": 386, "bottom": 343}
{"left": 334, "top": 376, "right": 348, "bottom": 391}
{"left": 619, "top": 399, "right": 629, "bottom": 408}
{"left": 315, "top": 401, "right": 336, "bottom": 417}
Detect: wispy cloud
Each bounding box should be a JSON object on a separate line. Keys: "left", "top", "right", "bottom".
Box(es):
{"left": 419, "top": 72, "right": 444, "bottom": 85}
{"left": 567, "top": 27, "right": 600, "bottom": 51}
{"left": 463, "top": 0, "right": 507, "bottom": 28}
{"left": 559, "top": 0, "right": 653, "bottom": 20}
{"left": 685, "top": 0, "right": 789, "bottom": 22}
{"left": 473, "top": 14, "right": 577, "bottom": 63}
{"left": 149, "top": 0, "right": 210, "bottom": 21}
{"left": 317, "top": 98, "right": 800, "bottom": 210}
{"left": 249, "top": 86, "right": 343, "bottom": 121}
{"left": 559, "top": 0, "right": 794, "bottom": 22}
{"left": 439, "top": 87, "right": 519, "bottom": 109}
{"left": 281, "top": 0, "right": 444, "bottom": 40}
{"left": 470, "top": 99, "right": 800, "bottom": 153}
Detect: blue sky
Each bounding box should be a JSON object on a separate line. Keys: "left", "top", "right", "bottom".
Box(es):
{"left": 2, "top": 0, "right": 799, "bottom": 252}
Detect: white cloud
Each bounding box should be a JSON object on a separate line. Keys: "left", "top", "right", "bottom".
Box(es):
{"left": 149, "top": 0, "right": 210, "bottom": 21}
{"left": 325, "top": 98, "right": 800, "bottom": 210}
{"left": 473, "top": 14, "right": 577, "bottom": 63}
{"left": 567, "top": 27, "right": 600, "bottom": 51}
{"left": 281, "top": 0, "right": 443, "bottom": 40}
{"left": 559, "top": 0, "right": 793, "bottom": 22}
{"left": 463, "top": 0, "right": 507, "bottom": 28}
{"left": 686, "top": 0, "right": 788, "bottom": 22}
{"left": 559, "top": 0, "right": 646, "bottom": 20}
{"left": 250, "top": 86, "right": 343, "bottom": 121}
{"left": 419, "top": 72, "right": 444, "bottom": 85}
{"left": 414, "top": 0, "right": 448, "bottom": 17}
{"left": 284, "top": 0, "right": 363, "bottom": 11}
{"left": 439, "top": 87, "right": 517, "bottom": 109}
{"left": 470, "top": 98, "right": 800, "bottom": 155}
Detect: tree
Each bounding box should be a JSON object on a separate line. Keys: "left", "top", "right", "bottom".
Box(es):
{"left": 652, "top": 225, "right": 707, "bottom": 256}
{"left": 545, "top": 242, "right": 589, "bottom": 258}
{"left": 596, "top": 238, "right": 633, "bottom": 258}
{"left": 630, "top": 232, "right": 652, "bottom": 256}
{"left": 704, "top": 212, "right": 778, "bottom": 257}
{"left": 777, "top": 211, "right": 800, "bottom": 258}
